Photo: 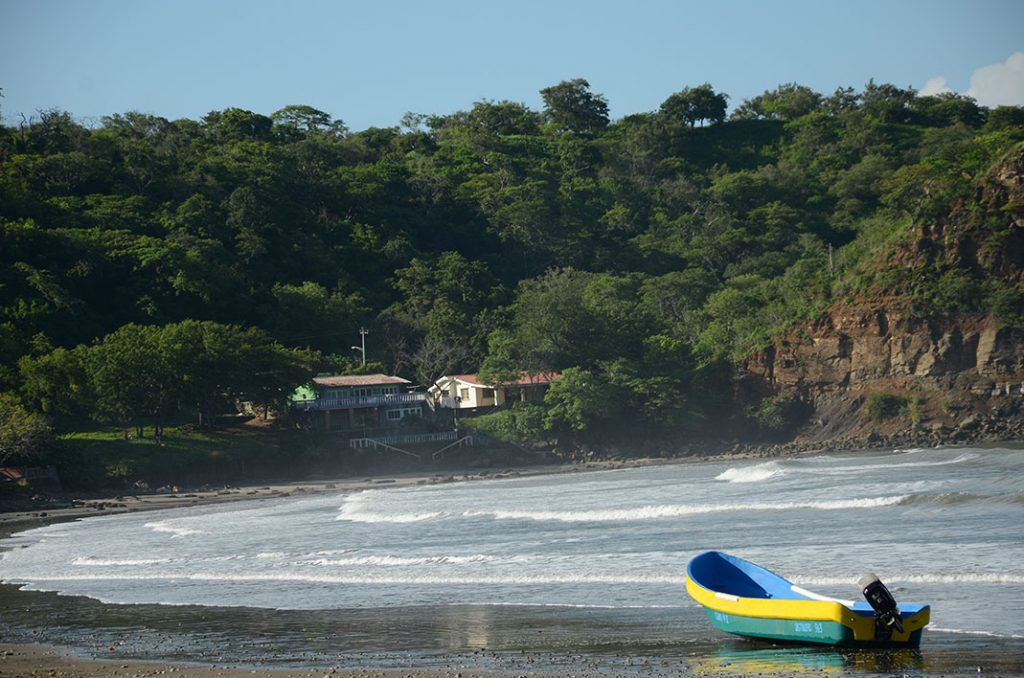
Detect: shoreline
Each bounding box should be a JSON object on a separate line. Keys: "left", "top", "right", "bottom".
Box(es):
{"left": 0, "top": 447, "right": 798, "bottom": 539}
{"left": 0, "top": 450, "right": 774, "bottom": 677}
{"left": 0, "top": 642, "right": 501, "bottom": 678}
{"left": 2, "top": 442, "right": 1021, "bottom": 678}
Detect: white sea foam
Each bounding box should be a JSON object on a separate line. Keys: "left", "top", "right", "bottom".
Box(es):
{"left": 72, "top": 557, "right": 170, "bottom": 567}
{"left": 335, "top": 509, "right": 446, "bottom": 523}
{"left": 716, "top": 462, "right": 785, "bottom": 483}
{"left": 335, "top": 494, "right": 446, "bottom": 523}
{"left": 8, "top": 571, "right": 681, "bottom": 586}
{"left": 792, "top": 573, "right": 1024, "bottom": 586}
{"left": 802, "top": 453, "right": 980, "bottom": 476}
{"left": 304, "top": 554, "right": 498, "bottom": 567}
{"left": 143, "top": 521, "right": 203, "bottom": 537}
{"left": 1, "top": 446, "right": 1020, "bottom": 629}
{"left": 930, "top": 627, "right": 1024, "bottom": 639}
{"left": 464, "top": 496, "right": 906, "bottom": 523}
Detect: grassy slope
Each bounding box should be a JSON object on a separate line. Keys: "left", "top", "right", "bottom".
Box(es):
{"left": 53, "top": 423, "right": 338, "bottom": 490}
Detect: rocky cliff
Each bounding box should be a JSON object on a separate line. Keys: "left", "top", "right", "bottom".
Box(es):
{"left": 742, "top": 145, "right": 1024, "bottom": 446}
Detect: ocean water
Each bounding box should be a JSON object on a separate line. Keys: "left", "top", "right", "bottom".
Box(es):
{"left": 1, "top": 446, "right": 1022, "bottom": 676}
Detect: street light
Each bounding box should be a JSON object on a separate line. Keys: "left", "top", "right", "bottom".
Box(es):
{"left": 351, "top": 327, "right": 369, "bottom": 366}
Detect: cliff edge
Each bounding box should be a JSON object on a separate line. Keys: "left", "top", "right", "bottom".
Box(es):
{"left": 743, "top": 144, "right": 1024, "bottom": 446}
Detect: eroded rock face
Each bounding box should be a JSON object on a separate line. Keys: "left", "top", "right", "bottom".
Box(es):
{"left": 743, "top": 148, "right": 1024, "bottom": 439}
{"left": 749, "top": 310, "right": 1024, "bottom": 406}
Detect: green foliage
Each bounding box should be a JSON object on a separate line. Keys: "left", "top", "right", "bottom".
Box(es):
{"left": 540, "top": 79, "right": 609, "bottom": 135}
{"left": 0, "top": 392, "right": 55, "bottom": 464}
{"left": 54, "top": 424, "right": 335, "bottom": 489}
{"left": 1, "top": 81, "right": 1021, "bottom": 452}
{"left": 866, "top": 392, "right": 906, "bottom": 422}
{"left": 460, "top": 402, "right": 546, "bottom": 444}
{"left": 749, "top": 396, "right": 787, "bottom": 430}
{"left": 660, "top": 83, "right": 729, "bottom": 127}
{"left": 542, "top": 367, "right": 619, "bottom": 440}
{"left": 732, "top": 83, "right": 823, "bottom": 122}
{"left": 19, "top": 321, "right": 313, "bottom": 434}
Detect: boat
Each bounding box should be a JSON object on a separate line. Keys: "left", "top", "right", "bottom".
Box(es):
{"left": 685, "top": 551, "right": 930, "bottom": 647}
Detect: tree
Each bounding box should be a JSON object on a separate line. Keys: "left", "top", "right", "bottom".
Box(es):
{"left": 86, "top": 323, "right": 167, "bottom": 438}
{"left": 271, "top": 105, "right": 347, "bottom": 139}
{"left": 910, "top": 93, "right": 985, "bottom": 128}
{"left": 542, "top": 366, "right": 618, "bottom": 441}
{"left": 540, "top": 79, "right": 609, "bottom": 135}
{"left": 660, "top": 84, "right": 729, "bottom": 127}
{"left": 18, "top": 345, "right": 93, "bottom": 418}
{"left": 0, "top": 393, "right": 54, "bottom": 465}
{"left": 984, "top": 105, "right": 1024, "bottom": 131}
{"left": 261, "top": 281, "right": 366, "bottom": 354}
{"left": 204, "top": 108, "right": 274, "bottom": 142}
{"left": 731, "top": 83, "right": 822, "bottom": 121}
{"left": 860, "top": 80, "right": 916, "bottom": 123}
{"left": 410, "top": 334, "right": 473, "bottom": 389}
{"left": 391, "top": 252, "right": 504, "bottom": 344}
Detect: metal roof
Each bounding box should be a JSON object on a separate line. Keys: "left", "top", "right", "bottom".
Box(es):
{"left": 439, "top": 372, "right": 561, "bottom": 388}
{"left": 313, "top": 374, "right": 412, "bottom": 387}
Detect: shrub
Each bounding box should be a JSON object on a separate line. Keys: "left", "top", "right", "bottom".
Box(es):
{"left": 460, "top": 403, "right": 546, "bottom": 444}
{"left": 866, "top": 392, "right": 906, "bottom": 422}
{"left": 749, "top": 396, "right": 787, "bottom": 430}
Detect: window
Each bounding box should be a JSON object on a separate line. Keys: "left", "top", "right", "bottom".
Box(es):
{"left": 459, "top": 388, "right": 470, "bottom": 401}
{"left": 386, "top": 407, "right": 421, "bottom": 422}
{"left": 481, "top": 388, "right": 494, "bottom": 398}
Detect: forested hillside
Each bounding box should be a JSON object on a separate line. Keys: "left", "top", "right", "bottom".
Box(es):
{"left": 3, "top": 79, "right": 1024, "bottom": 459}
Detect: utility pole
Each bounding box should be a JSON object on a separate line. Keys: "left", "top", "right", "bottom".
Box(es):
{"left": 351, "top": 327, "right": 369, "bottom": 366}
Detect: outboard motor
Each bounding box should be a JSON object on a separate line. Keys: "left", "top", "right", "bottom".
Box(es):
{"left": 859, "top": 574, "right": 904, "bottom": 639}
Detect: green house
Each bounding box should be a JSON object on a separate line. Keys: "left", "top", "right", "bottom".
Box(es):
{"left": 291, "top": 374, "right": 426, "bottom": 431}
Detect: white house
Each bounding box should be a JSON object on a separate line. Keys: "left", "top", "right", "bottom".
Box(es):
{"left": 428, "top": 372, "right": 561, "bottom": 410}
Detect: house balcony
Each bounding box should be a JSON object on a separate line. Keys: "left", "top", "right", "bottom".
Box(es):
{"left": 293, "top": 392, "right": 427, "bottom": 411}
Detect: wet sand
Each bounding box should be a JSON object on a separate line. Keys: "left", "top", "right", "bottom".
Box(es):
{"left": 4, "top": 452, "right": 1023, "bottom": 678}
{"left": 0, "top": 642, "right": 497, "bottom": 677}
{"left": 0, "top": 458, "right": 686, "bottom": 678}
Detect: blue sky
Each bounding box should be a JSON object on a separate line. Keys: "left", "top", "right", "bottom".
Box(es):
{"left": 1, "top": 0, "right": 1022, "bottom": 130}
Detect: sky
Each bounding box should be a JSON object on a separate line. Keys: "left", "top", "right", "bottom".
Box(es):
{"left": 1, "top": 0, "right": 1023, "bottom": 131}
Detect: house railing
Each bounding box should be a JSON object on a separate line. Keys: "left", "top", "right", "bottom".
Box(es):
{"left": 349, "top": 430, "right": 463, "bottom": 448}
{"left": 293, "top": 392, "right": 427, "bottom": 411}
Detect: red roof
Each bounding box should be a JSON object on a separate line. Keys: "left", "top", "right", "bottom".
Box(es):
{"left": 314, "top": 374, "right": 411, "bottom": 387}
{"left": 449, "top": 372, "right": 561, "bottom": 387}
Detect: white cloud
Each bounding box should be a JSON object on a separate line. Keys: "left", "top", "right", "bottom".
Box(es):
{"left": 919, "top": 77, "right": 953, "bottom": 97}
{"left": 966, "top": 52, "right": 1024, "bottom": 107}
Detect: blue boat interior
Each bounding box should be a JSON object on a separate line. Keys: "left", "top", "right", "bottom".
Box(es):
{"left": 687, "top": 551, "right": 928, "bottom": 617}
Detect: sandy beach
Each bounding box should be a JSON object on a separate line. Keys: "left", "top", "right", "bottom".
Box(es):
{"left": 0, "top": 641, "right": 503, "bottom": 677}
{"left": 4, "top": 448, "right": 1023, "bottom": 678}
{"left": 0, "top": 457, "right": 688, "bottom": 678}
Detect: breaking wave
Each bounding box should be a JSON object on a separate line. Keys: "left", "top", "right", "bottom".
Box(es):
{"left": 8, "top": 571, "right": 681, "bottom": 586}
{"left": 143, "top": 521, "right": 204, "bottom": 537}
{"left": 71, "top": 557, "right": 170, "bottom": 566}
{"left": 792, "top": 573, "right": 1024, "bottom": 586}
{"left": 335, "top": 509, "right": 446, "bottom": 523}
{"left": 463, "top": 496, "right": 905, "bottom": 523}
{"left": 303, "top": 554, "right": 498, "bottom": 567}
{"left": 801, "top": 452, "right": 980, "bottom": 476}
{"left": 716, "top": 462, "right": 785, "bottom": 483}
